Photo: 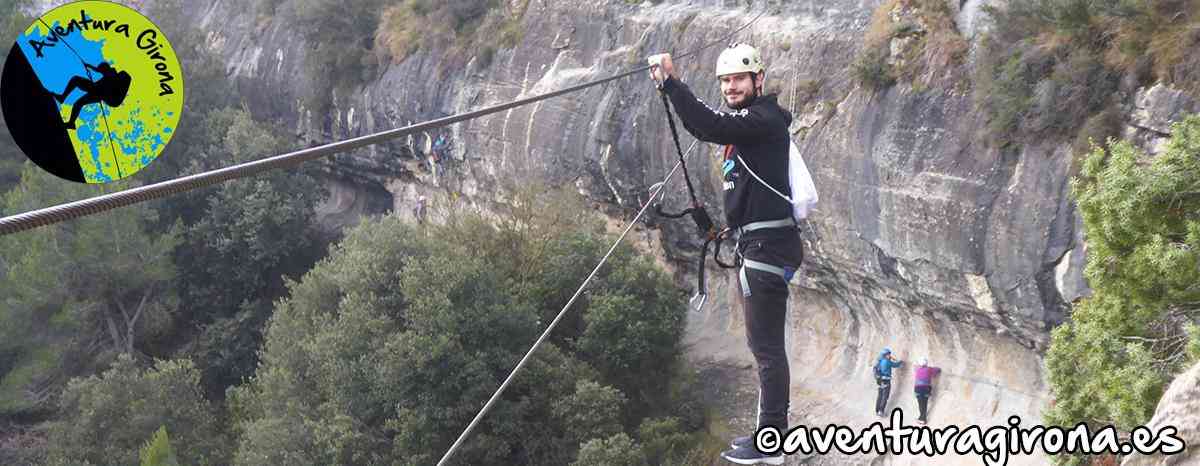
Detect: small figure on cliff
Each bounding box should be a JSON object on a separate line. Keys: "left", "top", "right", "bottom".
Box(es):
{"left": 406, "top": 120, "right": 417, "bottom": 159}
{"left": 913, "top": 357, "right": 941, "bottom": 425}
{"left": 433, "top": 134, "right": 447, "bottom": 158}
{"left": 649, "top": 43, "right": 802, "bottom": 466}
{"left": 874, "top": 348, "right": 904, "bottom": 417}
{"left": 413, "top": 195, "right": 427, "bottom": 224}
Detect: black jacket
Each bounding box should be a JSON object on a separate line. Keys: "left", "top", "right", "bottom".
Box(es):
{"left": 661, "top": 76, "right": 793, "bottom": 229}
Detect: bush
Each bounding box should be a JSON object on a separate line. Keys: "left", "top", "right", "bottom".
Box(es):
{"left": 376, "top": 0, "right": 526, "bottom": 67}
{"left": 977, "top": 0, "right": 1200, "bottom": 144}
{"left": 1046, "top": 114, "right": 1200, "bottom": 464}
{"left": 1070, "top": 105, "right": 1123, "bottom": 174}
{"left": 1028, "top": 51, "right": 1119, "bottom": 136}
{"left": 45, "top": 355, "right": 228, "bottom": 466}
{"left": 571, "top": 433, "right": 647, "bottom": 466}
{"left": 231, "top": 184, "right": 693, "bottom": 465}
{"left": 638, "top": 417, "right": 692, "bottom": 464}
{"left": 851, "top": 48, "right": 896, "bottom": 91}
{"left": 139, "top": 426, "right": 180, "bottom": 466}
{"left": 286, "top": 0, "right": 387, "bottom": 114}
{"left": 852, "top": 0, "right": 968, "bottom": 91}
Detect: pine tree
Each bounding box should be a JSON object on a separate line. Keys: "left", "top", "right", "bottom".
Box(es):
{"left": 1045, "top": 114, "right": 1200, "bottom": 464}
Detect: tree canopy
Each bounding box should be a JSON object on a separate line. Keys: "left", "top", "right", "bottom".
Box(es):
{"left": 230, "top": 186, "right": 692, "bottom": 465}
{"left": 1046, "top": 114, "right": 1200, "bottom": 464}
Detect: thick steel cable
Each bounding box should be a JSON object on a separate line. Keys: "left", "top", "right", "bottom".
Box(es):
{"left": 0, "top": 70, "right": 638, "bottom": 235}
{"left": 435, "top": 139, "right": 700, "bottom": 466}
{"left": 0, "top": 10, "right": 763, "bottom": 237}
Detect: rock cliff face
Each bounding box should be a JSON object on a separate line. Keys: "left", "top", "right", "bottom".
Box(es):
{"left": 1122, "top": 361, "right": 1200, "bottom": 466}
{"left": 177, "top": 0, "right": 1199, "bottom": 464}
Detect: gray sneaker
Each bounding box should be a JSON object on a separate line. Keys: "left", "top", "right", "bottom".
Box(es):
{"left": 731, "top": 435, "right": 753, "bottom": 449}
{"left": 721, "top": 446, "right": 784, "bottom": 465}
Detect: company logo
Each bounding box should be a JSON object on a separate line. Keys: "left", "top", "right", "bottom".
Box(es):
{"left": 0, "top": 1, "right": 184, "bottom": 183}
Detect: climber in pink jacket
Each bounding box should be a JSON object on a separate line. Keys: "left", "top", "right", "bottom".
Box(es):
{"left": 913, "top": 357, "right": 940, "bottom": 425}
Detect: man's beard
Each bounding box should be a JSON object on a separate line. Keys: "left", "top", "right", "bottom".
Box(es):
{"left": 726, "top": 89, "right": 758, "bottom": 110}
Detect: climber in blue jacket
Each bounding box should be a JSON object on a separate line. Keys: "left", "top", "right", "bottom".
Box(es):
{"left": 873, "top": 348, "right": 904, "bottom": 417}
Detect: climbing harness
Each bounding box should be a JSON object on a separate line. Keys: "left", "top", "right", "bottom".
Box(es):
{"left": 649, "top": 83, "right": 740, "bottom": 311}
{"left": 647, "top": 38, "right": 817, "bottom": 307}
{"left": 648, "top": 71, "right": 803, "bottom": 307}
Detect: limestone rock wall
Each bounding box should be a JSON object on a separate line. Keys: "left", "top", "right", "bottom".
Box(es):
{"left": 168, "top": 0, "right": 1200, "bottom": 463}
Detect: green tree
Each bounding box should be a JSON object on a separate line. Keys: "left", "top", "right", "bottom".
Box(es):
{"left": 0, "top": 165, "right": 180, "bottom": 414}
{"left": 468, "top": 182, "right": 688, "bottom": 420}
{"left": 231, "top": 184, "right": 690, "bottom": 465}
{"left": 46, "top": 354, "right": 228, "bottom": 466}
{"left": 637, "top": 417, "right": 692, "bottom": 464}
{"left": 570, "top": 433, "right": 647, "bottom": 466}
{"left": 287, "top": 0, "right": 386, "bottom": 115}
{"left": 553, "top": 380, "right": 627, "bottom": 449}
{"left": 140, "top": 426, "right": 181, "bottom": 466}
{"left": 159, "top": 108, "right": 327, "bottom": 398}
{"left": 231, "top": 214, "right": 588, "bottom": 465}
{"left": 576, "top": 259, "right": 687, "bottom": 417}
{"left": 182, "top": 108, "right": 324, "bottom": 316}
{"left": 1046, "top": 114, "right": 1200, "bottom": 464}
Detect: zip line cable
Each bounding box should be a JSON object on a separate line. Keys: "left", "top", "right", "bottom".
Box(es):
{"left": 436, "top": 139, "right": 700, "bottom": 466}
{"left": 0, "top": 69, "right": 640, "bottom": 235}
{"left": 0, "top": 10, "right": 765, "bottom": 236}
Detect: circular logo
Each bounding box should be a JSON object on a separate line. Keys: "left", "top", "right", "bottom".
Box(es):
{"left": 1, "top": 1, "right": 184, "bottom": 183}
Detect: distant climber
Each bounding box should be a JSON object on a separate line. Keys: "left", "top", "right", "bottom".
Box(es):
{"left": 52, "top": 61, "right": 131, "bottom": 130}
{"left": 414, "top": 195, "right": 427, "bottom": 224}
{"left": 913, "top": 357, "right": 941, "bottom": 425}
{"left": 435, "top": 134, "right": 451, "bottom": 168}
{"left": 648, "top": 43, "right": 801, "bottom": 465}
{"left": 432, "top": 134, "right": 448, "bottom": 170}
{"left": 433, "top": 134, "right": 446, "bottom": 157}
{"left": 406, "top": 121, "right": 415, "bottom": 158}
{"left": 873, "top": 348, "right": 904, "bottom": 417}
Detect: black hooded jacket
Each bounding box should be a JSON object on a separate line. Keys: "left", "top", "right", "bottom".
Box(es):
{"left": 660, "top": 76, "right": 794, "bottom": 229}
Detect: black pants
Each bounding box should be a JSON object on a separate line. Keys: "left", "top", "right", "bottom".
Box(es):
{"left": 875, "top": 377, "right": 892, "bottom": 414}
{"left": 915, "top": 385, "right": 932, "bottom": 421}
{"left": 738, "top": 228, "right": 804, "bottom": 432}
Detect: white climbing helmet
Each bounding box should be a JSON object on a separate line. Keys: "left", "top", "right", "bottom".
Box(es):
{"left": 918, "top": 357, "right": 928, "bottom": 367}
{"left": 715, "top": 43, "right": 764, "bottom": 78}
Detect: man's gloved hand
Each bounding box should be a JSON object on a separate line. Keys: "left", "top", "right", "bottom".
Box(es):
{"left": 647, "top": 53, "right": 676, "bottom": 85}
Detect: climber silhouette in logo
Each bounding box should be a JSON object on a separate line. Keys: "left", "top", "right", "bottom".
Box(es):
{"left": 52, "top": 61, "right": 131, "bottom": 130}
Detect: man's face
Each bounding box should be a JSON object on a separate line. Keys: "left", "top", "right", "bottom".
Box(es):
{"left": 719, "top": 72, "right": 760, "bottom": 109}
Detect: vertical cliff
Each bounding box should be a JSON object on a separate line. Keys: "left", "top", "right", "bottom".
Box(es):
{"left": 176, "top": 0, "right": 1200, "bottom": 463}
